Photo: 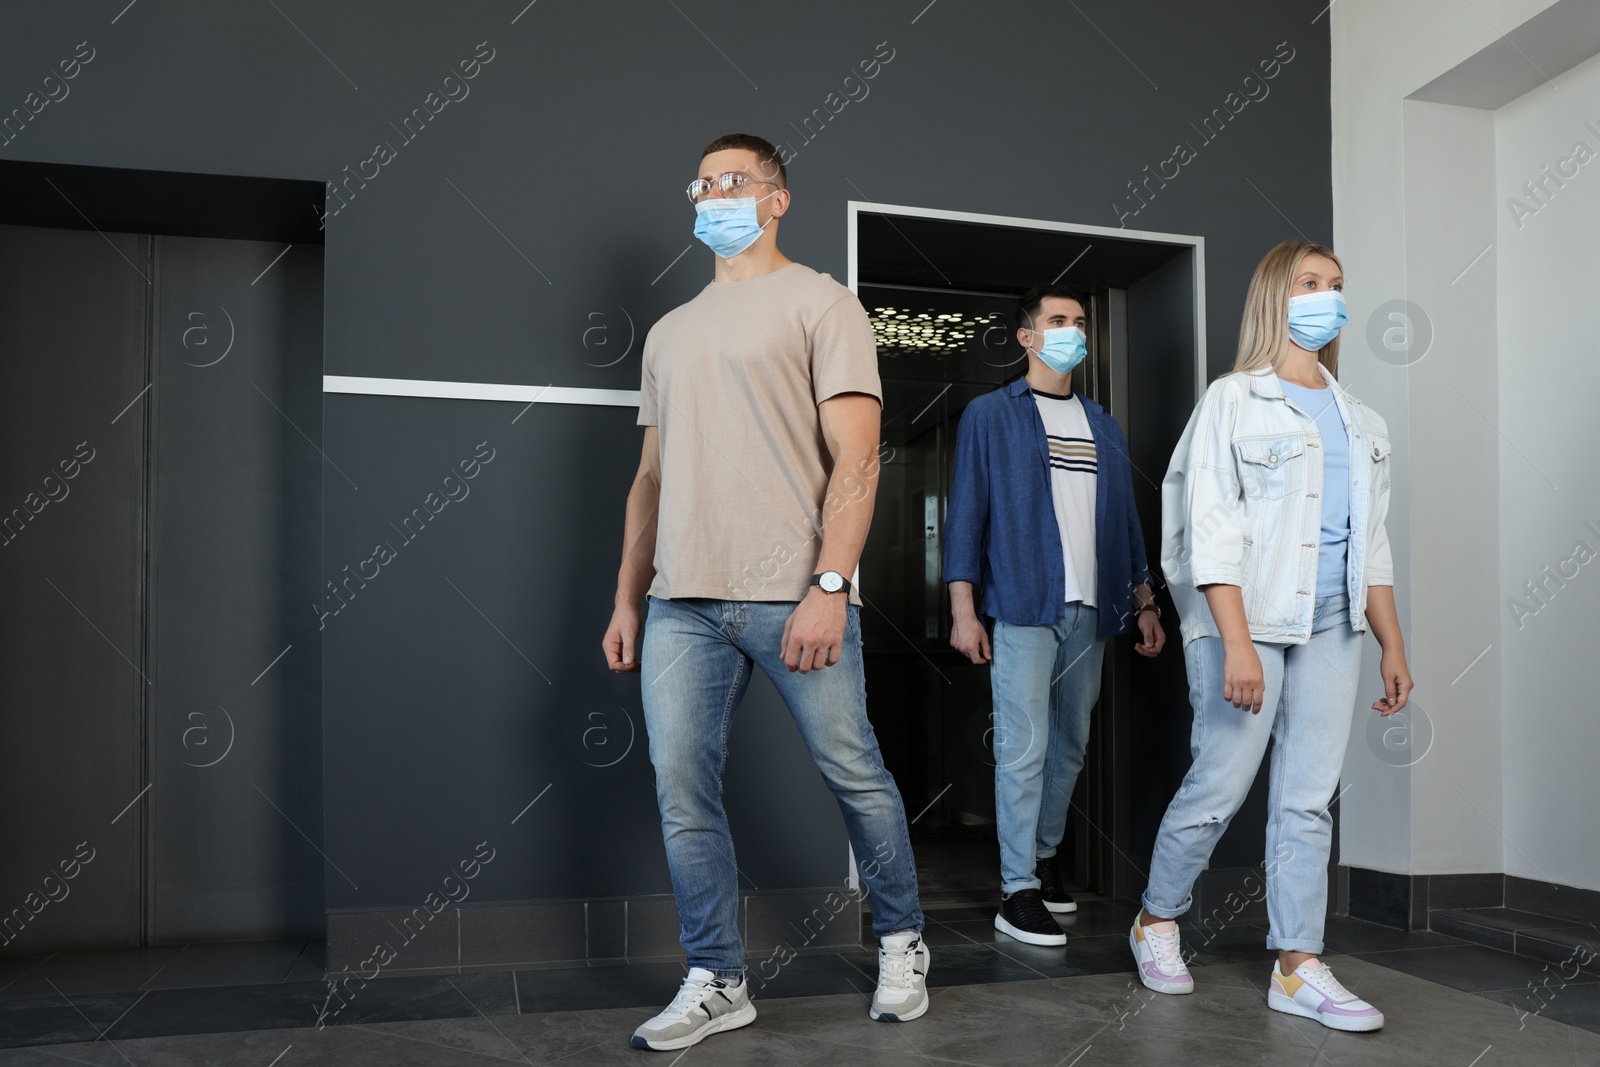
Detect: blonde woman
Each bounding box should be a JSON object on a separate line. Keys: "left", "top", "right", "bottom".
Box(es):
{"left": 1128, "top": 240, "right": 1413, "bottom": 1032}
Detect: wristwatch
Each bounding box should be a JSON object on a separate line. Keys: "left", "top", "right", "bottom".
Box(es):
{"left": 1136, "top": 602, "right": 1162, "bottom": 618}
{"left": 810, "top": 570, "right": 852, "bottom": 595}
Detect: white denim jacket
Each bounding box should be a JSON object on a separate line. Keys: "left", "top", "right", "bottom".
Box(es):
{"left": 1160, "top": 363, "right": 1395, "bottom": 647}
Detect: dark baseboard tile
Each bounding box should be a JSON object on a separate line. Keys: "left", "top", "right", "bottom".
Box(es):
{"left": 327, "top": 889, "right": 860, "bottom": 975}
{"left": 1343, "top": 867, "right": 1513, "bottom": 932}
{"left": 1189, "top": 866, "right": 1271, "bottom": 925}
{"left": 1507, "top": 875, "right": 1600, "bottom": 927}
{"left": 746, "top": 889, "right": 862, "bottom": 954}
{"left": 1345, "top": 866, "right": 1413, "bottom": 930}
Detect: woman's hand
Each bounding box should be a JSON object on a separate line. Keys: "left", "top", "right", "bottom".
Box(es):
{"left": 1200, "top": 584, "right": 1263, "bottom": 712}
{"left": 1363, "top": 586, "right": 1411, "bottom": 716}
{"left": 1374, "top": 648, "right": 1413, "bottom": 716}
{"left": 1223, "top": 642, "right": 1266, "bottom": 714}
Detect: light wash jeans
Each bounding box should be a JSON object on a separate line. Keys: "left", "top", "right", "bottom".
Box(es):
{"left": 1142, "top": 592, "right": 1362, "bottom": 954}
{"left": 991, "top": 600, "right": 1107, "bottom": 894}
{"left": 639, "top": 595, "right": 924, "bottom": 977}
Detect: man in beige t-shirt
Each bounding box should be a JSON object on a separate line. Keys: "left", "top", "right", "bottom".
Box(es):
{"left": 602, "top": 133, "right": 927, "bottom": 1052}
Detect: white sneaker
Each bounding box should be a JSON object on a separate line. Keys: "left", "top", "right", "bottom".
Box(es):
{"left": 1268, "top": 960, "right": 1384, "bottom": 1032}
{"left": 630, "top": 968, "right": 756, "bottom": 1051}
{"left": 1129, "top": 915, "right": 1194, "bottom": 994}
{"left": 870, "top": 933, "right": 930, "bottom": 1022}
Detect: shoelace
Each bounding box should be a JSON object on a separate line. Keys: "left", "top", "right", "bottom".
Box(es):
{"left": 659, "top": 975, "right": 717, "bottom": 1020}
{"left": 879, "top": 940, "right": 919, "bottom": 990}
{"left": 1297, "top": 965, "right": 1355, "bottom": 1001}
{"left": 1145, "top": 926, "right": 1185, "bottom": 973}
{"left": 1011, "top": 892, "right": 1056, "bottom": 930}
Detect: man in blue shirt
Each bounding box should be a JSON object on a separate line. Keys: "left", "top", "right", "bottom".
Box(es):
{"left": 944, "top": 284, "right": 1165, "bottom": 947}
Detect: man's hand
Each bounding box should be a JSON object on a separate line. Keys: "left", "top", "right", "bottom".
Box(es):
{"left": 781, "top": 588, "right": 847, "bottom": 672}
{"left": 602, "top": 600, "right": 643, "bottom": 673}
{"left": 950, "top": 610, "right": 992, "bottom": 664}
{"left": 1133, "top": 609, "right": 1165, "bottom": 657}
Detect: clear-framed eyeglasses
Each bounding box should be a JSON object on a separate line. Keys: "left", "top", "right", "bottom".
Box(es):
{"left": 686, "top": 171, "right": 778, "bottom": 204}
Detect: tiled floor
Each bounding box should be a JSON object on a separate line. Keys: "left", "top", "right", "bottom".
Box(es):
{"left": 2, "top": 910, "right": 1598, "bottom": 1065}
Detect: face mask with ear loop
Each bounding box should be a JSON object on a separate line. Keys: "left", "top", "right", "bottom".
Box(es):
{"left": 1034, "top": 326, "right": 1088, "bottom": 375}
{"left": 1286, "top": 289, "right": 1348, "bottom": 351}
{"left": 692, "top": 188, "right": 780, "bottom": 259}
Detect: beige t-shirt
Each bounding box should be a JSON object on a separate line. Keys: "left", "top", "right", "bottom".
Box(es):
{"left": 637, "top": 262, "right": 881, "bottom": 606}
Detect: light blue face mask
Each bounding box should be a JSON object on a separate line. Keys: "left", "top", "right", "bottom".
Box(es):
{"left": 1287, "top": 290, "right": 1348, "bottom": 351}
{"left": 1035, "top": 326, "right": 1087, "bottom": 374}
{"left": 692, "top": 193, "right": 776, "bottom": 259}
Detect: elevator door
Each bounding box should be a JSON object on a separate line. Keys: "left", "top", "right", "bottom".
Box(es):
{"left": 0, "top": 224, "right": 324, "bottom": 950}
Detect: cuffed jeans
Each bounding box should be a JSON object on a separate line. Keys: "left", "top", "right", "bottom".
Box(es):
{"left": 1141, "top": 593, "right": 1362, "bottom": 954}
{"left": 640, "top": 595, "right": 924, "bottom": 978}
{"left": 992, "top": 600, "right": 1107, "bottom": 894}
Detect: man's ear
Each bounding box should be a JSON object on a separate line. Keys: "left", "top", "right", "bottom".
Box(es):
{"left": 768, "top": 188, "right": 791, "bottom": 218}
{"left": 1015, "top": 326, "right": 1034, "bottom": 351}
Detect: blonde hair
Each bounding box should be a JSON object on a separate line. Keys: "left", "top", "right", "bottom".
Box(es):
{"left": 1232, "top": 239, "right": 1343, "bottom": 376}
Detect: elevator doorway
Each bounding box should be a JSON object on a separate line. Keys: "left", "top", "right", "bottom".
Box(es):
{"left": 0, "top": 165, "right": 326, "bottom": 952}
{"left": 850, "top": 203, "right": 1205, "bottom": 909}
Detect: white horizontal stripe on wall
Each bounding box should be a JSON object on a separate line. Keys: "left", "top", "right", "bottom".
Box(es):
{"left": 323, "top": 375, "right": 640, "bottom": 408}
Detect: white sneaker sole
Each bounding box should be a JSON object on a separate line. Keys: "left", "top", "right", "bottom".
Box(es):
{"left": 871, "top": 945, "right": 931, "bottom": 1022}
{"left": 1128, "top": 928, "right": 1194, "bottom": 995}
{"left": 1043, "top": 899, "right": 1078, "bottom": 914}
{"left": 630, "top": 1001, "right": 757, "bottom": 1051}
{"left": 995, "top": 912, "right": 1067, "bottom": 946}
{"left": 1268, "top": 989, "right": 1383, "bottom": 1032}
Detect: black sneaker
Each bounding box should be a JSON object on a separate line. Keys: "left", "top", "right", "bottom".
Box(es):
{"left": 1036, "top": 856, "right": 1078, "bottom": 914}
{"left": 995, "top": 888, "right": 1067, "bottom": 946}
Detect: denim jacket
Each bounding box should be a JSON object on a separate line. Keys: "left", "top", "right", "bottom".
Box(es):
{"left": 943, "top": 376, "right": 1151, "bottom": 636}
{"left": 1159, "top": 363, "right": 1394, "bottom": 647}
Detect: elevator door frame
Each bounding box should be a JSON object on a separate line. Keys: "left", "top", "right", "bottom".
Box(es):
{"left": 846, "top": 202, "right": 1207, "bottom": 900}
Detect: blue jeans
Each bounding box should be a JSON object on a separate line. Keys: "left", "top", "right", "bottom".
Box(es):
{"left": 639, "top": 595, "right": 924, "bottom": 977}
{"left": 1142, "top": 593, "right": 1362, "bottom": 954}
{"left": 991, "top": 601, "right": 1107, "bottom": 894}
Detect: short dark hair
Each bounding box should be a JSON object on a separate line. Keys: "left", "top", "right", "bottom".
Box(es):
{"left": 700, "top": 133, "right": 786, "bottom": 188}
{"left": 1016, "top": 283, "right": 1090, "bottom": 332}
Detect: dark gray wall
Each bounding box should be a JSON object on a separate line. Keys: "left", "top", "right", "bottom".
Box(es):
{"left": 1, "top": 1, "right": 1331, "bottom": 913}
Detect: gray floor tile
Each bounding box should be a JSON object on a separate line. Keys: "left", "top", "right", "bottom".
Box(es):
{"left": 1104, "top": 970, "right": 1324, "bottom": 1048}
{"left": 352, "top": 1006, "right": 643, "bottom": 1063}
{"left": 0, "top": 947, "right": 185, "bottom": 1000}
{"left": 0, "top": 957, "right": 53, "bottom": 997}
{"left": 1354, "top": 943, "right": 1600, "bottom": 994}
{"left": 920, "top": 917, "right": 995, "bottom": 947}
{"left": 13, "top": 1022, "right": 371, "bottom": 1066}
{"left": 882, "top": 999, "right": 1104, "bottom": 1067}
{"left": 5, "top": 932, "right": 1600, "bottom": 1066}
{"left": 1312, "top": 958, "right": 1585, "bottom": 1066}
{"left": 794, "top": 1042, "right": 952, "bottom": 1067}
{"left": 1478, "top": 979, "right": 1600, "bottom": 1036}
{"left": 1321, "top": 915, "right": 1467, "bottom": 954}
{"left": 1075, "top": 1022, "right": 1323, "bottom": 1066}
{"left": 1569, "top": 1021, "right": 1600, "bottom": 1064}
{"left": 139, "top": 941, "right": 312, "bottom": 990}
{"left": 742, "top": 990, "right": 906, "bottom": 1051}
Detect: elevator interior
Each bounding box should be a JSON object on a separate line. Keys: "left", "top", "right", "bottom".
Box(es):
{"left": 850, "top": 205, "right": 1207, "bottom": 907}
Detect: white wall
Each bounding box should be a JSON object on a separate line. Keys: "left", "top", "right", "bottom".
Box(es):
{"left": 1494, "top": 51, "right": 1600, "bottom": 892}
{"left": 1330, "top": 0, "right": 1562, "bottom": 880}
{"left": 1402, "top": 98, "right": 1503, "bottom": 876}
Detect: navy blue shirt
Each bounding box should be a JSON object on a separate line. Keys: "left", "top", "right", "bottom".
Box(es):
{"left": 942, "top": 376, "right": 1151, "bottom": 635}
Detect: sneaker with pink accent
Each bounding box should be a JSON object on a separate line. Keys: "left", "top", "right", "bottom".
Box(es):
{"left": 1268, "top": 960, "right": 1384, "bottom": 1032}
{"left": 1128, "top": 915, "right": 1193, "bottom": 994}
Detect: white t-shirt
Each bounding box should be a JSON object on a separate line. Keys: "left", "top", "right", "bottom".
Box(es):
{"left": 1032, "top": 388, "right": 1097, "bottom": 607}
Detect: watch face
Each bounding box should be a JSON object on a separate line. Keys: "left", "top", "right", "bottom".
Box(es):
{"left": 818, "top": 571, "right": 843, "bottom": 592}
